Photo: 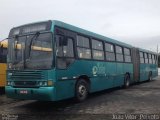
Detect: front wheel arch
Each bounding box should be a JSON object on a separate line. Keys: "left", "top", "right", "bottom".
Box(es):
{"left": 75, "top": 78, "right": 89, "bottom": 102}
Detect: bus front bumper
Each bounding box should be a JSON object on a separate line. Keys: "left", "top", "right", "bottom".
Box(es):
{"left": 5, "top": 86, "right": 56, "bottom": 101}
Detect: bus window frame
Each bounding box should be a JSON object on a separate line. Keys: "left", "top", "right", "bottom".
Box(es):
{"left": 144, "top": 53, "right": 149, "bottom": 64}
{"left": 105, "top": 42, "right": 116, "bottom": 62}
{"left": 8, "top": 31, "right": 54, "bottom": 70}
{"left": 91, "top": 38, "right": 105, "bottom": 61}
{"left": 76, "top": 34, "right": 92, "bottom": 60}
{"left": 115, "top": 45, "right": 124, "bottom": 62}
{"left": 140, "top": 52, "right": 145, "bottom": 64}
{"left": 55, "top": 34, "right": 75, "bottom": 69}
{"left": 54, "top": 26, "right": 133, "bottom": 64}
{"left": 124, "top": 47, "right": 132, "bottom": 63}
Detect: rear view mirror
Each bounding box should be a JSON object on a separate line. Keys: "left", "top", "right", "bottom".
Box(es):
{"left": 59, "top": 36, "right": 68, "bottom": 46}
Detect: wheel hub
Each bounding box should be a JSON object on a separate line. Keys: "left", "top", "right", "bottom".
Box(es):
{"left": 78, "top": 85, "right": 86, "bottom": 96}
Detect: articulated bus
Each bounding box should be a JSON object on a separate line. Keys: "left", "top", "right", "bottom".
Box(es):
{"left": 6, "top": 20, "right": 158, "bottom": 101}
{"left": 0, "top": 39, "right": 7, "bottom": 92}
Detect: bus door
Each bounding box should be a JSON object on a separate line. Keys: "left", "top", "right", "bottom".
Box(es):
{"left": 55, "top": 27, "right": 76, "bottom": 71}
{"left": 131, "top": 47, "right": 140, "bottom": 82}
{"left": 55, "top": 27, "right": 77, "bottom": 100}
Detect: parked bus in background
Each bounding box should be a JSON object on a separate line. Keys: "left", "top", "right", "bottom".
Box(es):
{"left": 0, "top": 39, "right": 7, "bottom": 93}
{"left": 6, "top": 20, "right": 158, "bottom": 101}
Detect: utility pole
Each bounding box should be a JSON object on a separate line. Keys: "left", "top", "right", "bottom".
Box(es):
{"left": 157, "top": 44, "right": 159, "bottom": 67}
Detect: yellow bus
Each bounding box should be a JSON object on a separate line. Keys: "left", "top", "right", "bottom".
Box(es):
{"left": 0, "top": 39, "right": 7, "bottom": 93}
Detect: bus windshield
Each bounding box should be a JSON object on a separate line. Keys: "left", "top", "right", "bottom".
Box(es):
{"left": 8, "top": 32, "right": 53, "bottom": 70}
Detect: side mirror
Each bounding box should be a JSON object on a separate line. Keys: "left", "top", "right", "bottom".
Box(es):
{"left": 59, "top": 37, "right": 68, "bottom": 46}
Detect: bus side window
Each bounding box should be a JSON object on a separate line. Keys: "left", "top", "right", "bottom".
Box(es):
{"left": 56, "top": 36, "right": 74, "bottom": 57}
{"left": 144, "top": 53, "right": 148, "bottom": 64}
{"left": 63, "top": 38, "right": 74, "bottom": 57}
{"left": 105, "top": 43, "right": 115, "bottom": 61}
{"left": 140, "top": 52, "right": 144, "bottom": 63}
{"left": 154, "top": 55, "right": 157, "bottom": 64}
{"left": 116, "top": 45, "right": 124, "bottom": 62}
{"left": 56, "top": 35, "right": 75, "bottom": 69}
{"left": 124, "top": 48, "right": 131, "bottom": 62}
{"left": 155, "top": 55, "right": 158, "bottom": 64}
{"left": 149, "top": 54, "right": 152, "bottom": 64}
{"left": 77, "top": 35, "right": 91, "bottom": 59}
{"left": 152, "top": 54, "right": 155, "bottom": 64}
{"left": 92, "top": 39, "right": 104, "bottom": 60}
{"left": 56, "top": 35, "right": 65, "bottom": 57}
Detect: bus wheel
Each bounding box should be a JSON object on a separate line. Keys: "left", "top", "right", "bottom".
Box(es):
{"left": 75, "top": 79, "right": 89, "bottom": 102}
{"left": 124, "top": 74, "right": 130, "bottom": 88}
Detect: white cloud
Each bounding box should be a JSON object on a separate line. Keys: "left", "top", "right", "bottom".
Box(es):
{"left": 0, "top": 0, "right": 160, "bottom": 51}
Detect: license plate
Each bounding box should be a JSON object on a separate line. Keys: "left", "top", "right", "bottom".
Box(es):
{"left": 19, "top": 90, "right": 28, "bottom": 94}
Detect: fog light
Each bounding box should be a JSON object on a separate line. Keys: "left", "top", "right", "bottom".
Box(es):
{"left": 48, "top": 80, "right": 53, "bottom": 86}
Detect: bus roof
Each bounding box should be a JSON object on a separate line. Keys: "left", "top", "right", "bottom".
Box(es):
{"left": 9, "top": 20, "right": 157, "bottom": 54}
{"left": 52, "top": 20, "right": 133, "bottom": 48}
{"left": 139, "top": 48, "right": 157, "bottom": 54}
{"left": 52, "top": 20, "right": 157, "bottom": 54}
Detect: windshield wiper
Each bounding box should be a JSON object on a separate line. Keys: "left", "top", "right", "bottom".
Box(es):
{"left": 28, "top": 32, "right": 40, "bottom": 58}
{"left": 14, "top": 35, "right": 19, "bottom": 63}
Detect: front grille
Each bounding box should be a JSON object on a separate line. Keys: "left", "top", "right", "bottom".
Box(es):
{"left": 8, "top": 70, "right": 47, "bottom": 87}
{"left": 13, "top": 81, "right": 37, "bottom": 88}
{"left": 9, "top": 70, "right": 46, "bottom": 80}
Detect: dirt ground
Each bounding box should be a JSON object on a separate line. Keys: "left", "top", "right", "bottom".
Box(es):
{"left": 0, "top": 77, "right": 160, "bottom": 120}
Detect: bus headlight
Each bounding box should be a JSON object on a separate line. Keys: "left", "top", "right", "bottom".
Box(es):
{"left": 38, "top": 81, "right": 48, "bottom": 86}
{"left": 7, "top": 81, "right": 14, "bottom": 86}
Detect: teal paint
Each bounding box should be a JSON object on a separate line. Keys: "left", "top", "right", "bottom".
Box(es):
{"left": 5, "top": 20, "right": 158, "bottom": 101}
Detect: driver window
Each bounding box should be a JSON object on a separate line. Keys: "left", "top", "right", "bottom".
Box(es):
{"left": 56, "top": 35, "right": 75, "bottom": 69}
{"left": 56, "top": 35, "right": 74, "bottom": 58}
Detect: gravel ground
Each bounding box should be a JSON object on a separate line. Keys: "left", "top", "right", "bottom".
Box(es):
{"left": 0, "top": 77, "right": 160, "bottom": 120}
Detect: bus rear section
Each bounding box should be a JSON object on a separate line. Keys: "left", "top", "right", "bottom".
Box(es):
{"left": 0, "top": 39, "right": 7, "bottom": 92}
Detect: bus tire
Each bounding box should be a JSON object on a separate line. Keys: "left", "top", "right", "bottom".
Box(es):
{"left": 75, "top": 79, "right": 89, "bottom": 102}
{"left": 124, "top": 74, "right": 130, "bottom": 88}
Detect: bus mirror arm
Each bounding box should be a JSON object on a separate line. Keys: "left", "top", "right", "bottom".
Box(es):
{"left": 28, "top": 32, "right": 40, "bottom": 58}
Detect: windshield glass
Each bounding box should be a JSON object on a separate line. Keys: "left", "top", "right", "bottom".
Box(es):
{"left": 8, "top": 36, "right": 26, "bottom": 69}
{"left": 8, "top": 32, "right": 53, "bottom": 70}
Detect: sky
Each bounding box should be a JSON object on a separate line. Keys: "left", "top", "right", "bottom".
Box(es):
{"left": 0, "top": 0, "right": 160, "bottom": 52}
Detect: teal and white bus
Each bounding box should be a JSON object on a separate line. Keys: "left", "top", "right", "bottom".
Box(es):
{"left": 6, "top": 20, "right": 158, "bottom": 101}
